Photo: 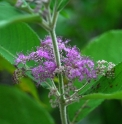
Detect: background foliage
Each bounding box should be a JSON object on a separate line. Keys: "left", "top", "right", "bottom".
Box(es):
{"left": 0, "top": 0, "right": 122, "bottom": 124}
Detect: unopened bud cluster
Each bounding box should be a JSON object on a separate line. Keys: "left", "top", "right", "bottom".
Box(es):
{"left": 64, "top": 82, "right": 76, "bottom": 97}
{"left": 48, "top": 88, "right": 60, "bottom": 108}
{"left": 96, "top": 60, "right": 115, "bottom": 78}
{"left": 13, "top": 67, "right": 25, "bottom": 83}
{"left": 64, "top": 82, "right": 80, "bottom": 103}
{"left": 16, "top": 0, "right": 49, "bottom": 14}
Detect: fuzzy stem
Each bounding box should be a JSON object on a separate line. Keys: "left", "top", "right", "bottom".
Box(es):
{"left": 49, "top": 29, "right": 68, "bottom": 124}
{"left": 49, "top": 30, "right": 61, "bottom": 66}
{"left": 47, "top": 3, "right": 68, "bottom": 124}
{"left": 59, "top": 103, "right": 67, "bottom": 124}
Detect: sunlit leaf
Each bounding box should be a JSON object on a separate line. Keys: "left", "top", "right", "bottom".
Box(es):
{"left": 18, "top": 78, "right": 41, "bottom": 101}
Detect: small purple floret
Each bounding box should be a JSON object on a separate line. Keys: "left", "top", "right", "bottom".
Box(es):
{"left": 15, "top": 53, "right": 28, "bottom": 65}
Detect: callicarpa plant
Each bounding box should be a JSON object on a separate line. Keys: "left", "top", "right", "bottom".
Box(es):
{"left": 13, "top": 0, "right": 115, "bottom": 123}
{"left": 1, "top": 0, "right": 122, "bottom": 124}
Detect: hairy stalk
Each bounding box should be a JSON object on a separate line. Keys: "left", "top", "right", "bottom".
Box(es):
{"left": 59, "top": 103, "right": 67, "bottom": 124}
{"left": 49, "top": 29, "right": 68, "bottom": 124}
{"left": 47, "top": 3, "right": 68, "bottom": 124}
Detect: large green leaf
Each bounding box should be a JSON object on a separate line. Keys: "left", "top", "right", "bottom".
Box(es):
{"left": 68, "top": 98, "right": 103, "bottom": 124}
{"left": 82, "top": 30, "right": 122, "bottom": 64}
{"left": 0, "top": 2, "right": 20, "bottom": 20}
{"left": 4, "top": 0, "right": 17, "bottom": 5}
{"left": 0, "top": 85, "right": 54, "bottom": 124}
{"left": 0, "top": 23, "right": 51, "bottom": 88}
{"left": 0, "top": 2, "right": 41, "bottom": 28}
{"left": 82, "top": 62, "right": 122, "bottom": 98}
{"left": 0, "top": 23, "right": 40, "bottom": 64}
{"left": 68, "top": 62, "right": 122, "bottom": 124}
{"left": 68, "top": 30, "right": 122, "bottom": 123}
{"left": 0, "top": 14, "right": 41, "bottom": 28}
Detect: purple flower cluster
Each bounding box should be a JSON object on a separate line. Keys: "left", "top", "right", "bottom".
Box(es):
{"left": 62, "top": 47, "right": 96, "bottom": 82}
{"left": 15, "top": 36, "right": 96, "bottom": 84}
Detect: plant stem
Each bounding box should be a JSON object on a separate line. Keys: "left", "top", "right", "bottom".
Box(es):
{"left": 49, "top": 31, "right": 67, "bottom": 123}
{"left": 49, "top": 30, "right": 61, "bottom": 66}
{"left": 49, "top": 29, "right": 68, "bottom": 124}
{"left": 59, "top": 103, "right": 67, "bottom": 124}
{"left": 46, "top": 3, "right": 68, "bottom": 123}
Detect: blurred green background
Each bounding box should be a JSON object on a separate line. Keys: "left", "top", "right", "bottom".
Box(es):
{"left": 1, "top": 0, "right": 122, "bottom": 124}
{"left": 34, "top": 0, "right": 122, "bottom": 48}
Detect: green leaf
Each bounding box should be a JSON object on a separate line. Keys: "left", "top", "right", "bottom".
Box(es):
{"left": 0, "top": 14, "right": 41, "bottom": 28}
{"left": 68, "top": 99, "right": 103, "bottom": 124}
{"left": 0, "top": 3, "right": 21, "bottom": 20}
{"left": 18, "top": 78, "right": 41, "bottom": 101}
{"left": 60, "top": 10, "right": 69, "bottom": 18}
{"left": 0, "top": 85, "right": 54, "bottom": 124}
{"left": 84, "top": 62, "right": 122, "bottom": 96}
{"left": 0, "top": 22, "right": 46, "bottom": 93}
{"left": 0, "top": 55, "right": 15, "bottom": 72}
{"left": 58, "top": 0, "right": 70, "bottom": 11}
{"left": 82, "top": 30, "right": 122, "bottom": 64}
{"left": 4, "top": 0, "right": 17, "bottom": 5}
{"left": 82, "top": 91, "right": 122, "bottom": 100}
{"left": 0, "top": 23, "right": 40, "bottom": 64}
{"left": 68, "top": 30, "right": 122, "bottom": 123}
{"left": 0, "top": 23, "right": 51, "bottom": 88}
{"left": 68, "top": 62, "right": 122, "bottom": 123}
{"left": 0, "top": 3, "right": 41, "bottom": 28}
{"left": 0, "top": 55, "right": 41, "bottom": 101}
